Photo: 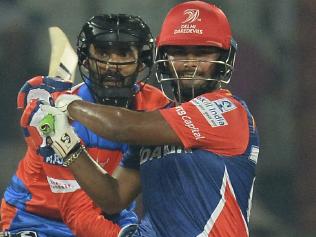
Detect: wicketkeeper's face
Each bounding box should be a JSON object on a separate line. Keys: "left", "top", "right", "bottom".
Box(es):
{"left": 165, "top": 46, "right": 220, "bottom": 89}
{"left": 87, "top": 44, "right": 140, "bottom": 87}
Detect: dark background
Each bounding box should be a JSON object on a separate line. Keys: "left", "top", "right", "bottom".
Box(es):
{"left": 1, "top": 0, "right": 315, "bottom": 236}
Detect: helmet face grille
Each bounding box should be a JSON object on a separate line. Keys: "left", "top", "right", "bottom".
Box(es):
{"left": 77, "top": 14, "right": 154, "bottom": 108}
{"left": 155, "top": 43, "right": 237, "bottom": 103}
{"left": 154, "top": 2, "right": 237, "bottom": 103}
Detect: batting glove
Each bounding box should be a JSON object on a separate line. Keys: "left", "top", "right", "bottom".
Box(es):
{"left": 55, "top": 94, "right": 82, "bottom": 119}
{"left": 17, "top": 75, "right": 73, "bottom": 109}
{"left": 20, "top": 99, "right": 49, "bottom": 151}
{"left": 39, "top": 105, "right": 81, "bottom": 158}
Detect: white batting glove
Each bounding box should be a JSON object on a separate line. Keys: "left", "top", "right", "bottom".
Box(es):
{"left": 39, "top": 104, "right": 81, "bottom": 158}
{"left": 55, "top": 94, "right": 82, "bottom": 119}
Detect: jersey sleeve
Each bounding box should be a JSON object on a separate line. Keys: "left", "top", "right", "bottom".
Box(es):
{"left": 134, "top": 83, "right": 171, "bottom": 111}
{"left": 72, "top": 121, "right": 126, "bottom": 175}
{"left": 73, "top": 120, "right": 125, "bottom": 151}
{"left": 159, "top": 92, "right": 250, "bottom": 156}
{"left": 120, "top": 145, "right": 141, "bottom": 170}
{"left": 42, "top": 162, "right": 121, "bottom": 237}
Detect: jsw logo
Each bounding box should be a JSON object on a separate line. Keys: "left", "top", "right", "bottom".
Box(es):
{"left": 16, "top": 231, "right": 38, "bottom": 237}
{"left": 182, "top": 9, "right": 200, "bottom": 23}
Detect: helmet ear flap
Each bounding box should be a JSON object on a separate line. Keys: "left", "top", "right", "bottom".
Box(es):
{"left": 140, "top": 49, "right": 153, "bottom": 67}
{"left": 77, "top": 45, "right": 88, "bottom": 66}
{"left": 155, "top": 46, "right": 170, "bottom": 75}
{"left": 215, "top": 38, "right": 237, "bottom": 83}
{"left": 77, "top": 26, "right": 89, "bottom": 66}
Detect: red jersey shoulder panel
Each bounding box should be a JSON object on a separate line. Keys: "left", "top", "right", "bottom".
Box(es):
{"left": 134, "top": 83, "right": 170, "bottom": 111}
{"left": 160, "top": 89, "right": 249, "bottom": 156}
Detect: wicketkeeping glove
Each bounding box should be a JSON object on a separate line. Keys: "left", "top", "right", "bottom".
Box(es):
{"left": 39, "top": 105, "right": 81, "bottom": 158}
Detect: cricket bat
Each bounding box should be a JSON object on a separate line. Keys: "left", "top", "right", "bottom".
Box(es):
{"left": 39, "top": 27, "right": 78, "bottom": 135}
{"left": 48, "top": 26, "right": 78, "bottom": 82}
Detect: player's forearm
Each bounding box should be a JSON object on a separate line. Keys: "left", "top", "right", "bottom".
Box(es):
{"left": 68, "top": 100, "right": 139, "bottom": 143}
{"left": 69, "top": 151, "right": 127, "bottom": 214}
{"left": 68, "top": 100, "right": 181, "bottom": 145}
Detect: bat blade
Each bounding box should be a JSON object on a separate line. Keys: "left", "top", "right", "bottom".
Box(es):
{"left": 48, "top": 26, "right": 78, "bottom": 82}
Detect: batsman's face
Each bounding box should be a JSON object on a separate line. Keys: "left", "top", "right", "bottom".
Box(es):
{"left": 88, "top": 44, "right": 140, "bottom": 87}
{"left": 166, "top": 46, "right": 220, "bottom": 88}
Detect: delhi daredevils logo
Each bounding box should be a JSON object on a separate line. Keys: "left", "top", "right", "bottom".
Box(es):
{"left": 182, "top": 9, "right": 200, "bottom": 23}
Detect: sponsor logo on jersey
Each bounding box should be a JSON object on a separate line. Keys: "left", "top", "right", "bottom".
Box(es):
{"left": 45, "top": 153, "right": 64, "bottom": 166}
{"left": 176, "top": 105, "right": 205, "bottom": 140}
{"left": 248, "top": 146, "right": 259, "bottom": 164}
{"left": 16, "top": 230, "right": 38, "bottom": 237}
{"left": 96, "top": 156, "right": 110, "bottom": 168}
{"left": 191, "top": 96, "right": 237, "bottom": 127}
{"left": 140, "top": 145, "right": 192, "bottom": 165}
{"left": 47, "top": 176, "right": 80, "bottom": 193}
{"left": 174, "top": 9, "right": 203, "bottom": 35}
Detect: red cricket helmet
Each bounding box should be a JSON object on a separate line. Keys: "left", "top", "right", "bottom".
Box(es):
{"left": 156, "top": 1, "right": 232, "bottom": 49}
{"left": 155, "top": 1, "right": 237, "bottom": 103}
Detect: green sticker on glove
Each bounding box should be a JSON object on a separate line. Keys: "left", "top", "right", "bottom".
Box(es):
{"left": 40, "top": 114, "right": 55, "bottom": 136}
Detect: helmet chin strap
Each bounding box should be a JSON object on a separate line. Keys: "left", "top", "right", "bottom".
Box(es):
{"left": 172, "top": 80, "right": 220, "bottom": 103}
